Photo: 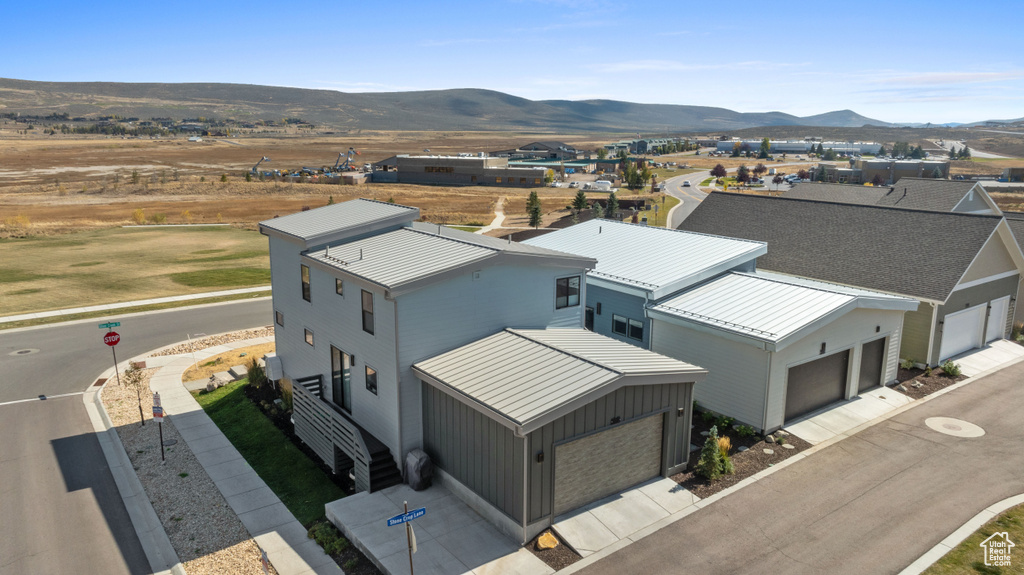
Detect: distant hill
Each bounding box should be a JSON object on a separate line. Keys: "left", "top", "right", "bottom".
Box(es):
{"left": 0, "top": 77, "right": 892, "bottom": 132}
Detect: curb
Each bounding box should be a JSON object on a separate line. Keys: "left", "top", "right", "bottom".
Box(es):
{"left": 898, "top": 493, "right": 1024, "bottom": 575}
{"left": 84, "top": 363, "right": 186, "bottom": 575}
{"left": 555, "top": 352, "right": 1024, "bottom": 574}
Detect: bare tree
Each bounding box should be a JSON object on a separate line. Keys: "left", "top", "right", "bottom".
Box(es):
{"left": 123, "top": 362, "right": 147, "bottom": 427}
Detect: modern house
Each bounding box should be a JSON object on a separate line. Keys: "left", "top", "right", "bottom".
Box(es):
{"left": 682, "top": 192, "right": 1024, "bottom": 366}
{"left": 785, "top": 178, "right": 1001, "bottom": 215}
{"left": 259, "top": 199, "right": 706, "bottom": 542}
{"left": 524, "top": 219, "right": 918, "bottom": 432}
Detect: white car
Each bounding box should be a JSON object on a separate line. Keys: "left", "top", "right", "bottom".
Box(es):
{"left": 682, "top": 180, "right": 692, "bottom": 187}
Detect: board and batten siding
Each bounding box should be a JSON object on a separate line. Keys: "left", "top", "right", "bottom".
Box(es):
{"left": 934, "top": 274, "right": 1020, "bottom": 364}
{"left": 421, "top": 384, "right": 525, "bottom": 523}
{"left": 525, "top": 382, "right": 692, "bottom": 524}
{"left": 900, "top": 303, "right": 933, "bottom": 365}
{"left": 586, "top": 284, "right": 651, "bottom": 348}
{"left": 652, "top": 320, "right": 770, "bottom": 430}
{"left": 397, "top": 264, "right": 587, "bottom": 457}
{"left": 767, "top": 307, "right": 904, "bottom": 431}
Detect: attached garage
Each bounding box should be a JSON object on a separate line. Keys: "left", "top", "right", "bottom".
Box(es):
{"left": 414, "top": 328, "right": 706, "bottom": 543}
{"left": 785, "top": 351, "right": 850, "bottom": 422}
{"left": 939, "top": 304, "right": 986, "bottom": 361}
{"left": 858, "top": 337, "right": 887, "bottom": 393}
{"left": 987, "top": 296, "right": 1010, "bottom": 342}
{"left": 553, "top": 415, "right": 662, "bottom": 516}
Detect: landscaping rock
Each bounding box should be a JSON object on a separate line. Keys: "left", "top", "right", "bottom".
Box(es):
{"left": 911, "top": 382, "right": 924, "bottom": 389}
{"left": 737, "top": 446, "right": 748, "bottom": 452}
{"left": 898, "top": 384, "right": 908, "bottom": 392}
{"left": 763, "top": 448, "right": 775, "bottom": 455}
{"left": 537, "top": 532, "right": 559, "bottom": 550}
{"left": 699, "top": 431, "right": 710, "bottom": 437}
{"left": 782, "top": 444, "right": 795, "bottom": 450}
{"left": 765, "top": 434, "right": 776, "bottom": 444}
{"left": 690, "top": 444, "right": 700, "bottom": 452}
{"left": 775, "top": 430, "right": 789, "bottom": 438}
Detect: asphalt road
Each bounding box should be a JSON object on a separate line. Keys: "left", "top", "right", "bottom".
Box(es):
{"left": 581, "top": 360, "right": 1024, "bottom": 575}
{"left": 0, "top": 298, "right": 272, "bottom": 575}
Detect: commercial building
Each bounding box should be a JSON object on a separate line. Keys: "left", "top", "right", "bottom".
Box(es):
{"left": 392, "top": 155, "right": 546, "bottom": 187}
{"left": 715, "top": 140, "right": 882, "bottom": 155}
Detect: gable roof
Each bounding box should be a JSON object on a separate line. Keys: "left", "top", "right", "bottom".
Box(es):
{"left": 304, "top": 226, "right": 594, "bottom": 297}
{"left": 259, "top": 198, "right": 418, "bottom": 247}
{"left": 784, "top": 178, "right": 990, "bottom": 213}
{"left": 1002, "top": 211, "right": 1024, "bottom": 254}
{"left": 523, "top": 218, "right": 766, "bottom": 299}
{"left": 681, "top": 192, "right": 1005, "bottom": 303}
{"left": 648, "top": 271, "right": 917, "bottom": 351}
{"left": 412, "top": 328, "right": 705, "bottom": 435}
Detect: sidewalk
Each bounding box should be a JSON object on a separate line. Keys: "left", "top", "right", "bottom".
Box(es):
{"left": 0, "top": 286, "right": 270, "bottom": 324}
{"left": 85, "top": 337, "right": 339, "bottom": 575}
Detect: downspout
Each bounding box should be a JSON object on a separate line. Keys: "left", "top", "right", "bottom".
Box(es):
{"left": 761, "top": 351, "right": 773, "bottom": 433}
{"left": 521, "top": 433, "right": 529, "bottom": 539}
{"left": 926, "top": 302, "right": 938, "bottom": 367}
{"left": 390, "top": 291, "right": 404, "bottom": 480}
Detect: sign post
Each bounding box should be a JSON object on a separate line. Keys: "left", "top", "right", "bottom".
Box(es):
{"left": 102, "top": 328, "right": 122, "bottom": 387}
{"left": 153, "top": 392, "right": 165, "bottom": 462}
{"left": 386, "top": 503, "right": 426, "bottom": 575}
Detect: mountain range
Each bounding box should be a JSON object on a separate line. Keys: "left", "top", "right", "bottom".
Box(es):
{"left": 0, "top": 77, "right": 893, "bottom": 132}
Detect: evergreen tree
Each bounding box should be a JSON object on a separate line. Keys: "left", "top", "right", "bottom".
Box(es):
{"left": 876, "top": 144, "right": 886, "bottom": 157}
{"left": 758, "top": 137, "right": 771, "bottom": 159}
{"left": 526, "top": 190, "right": 540, "bottom": 214}
{"left": 932, "top": 167, "right": 944, "bottom": 179}
{"left": 736, "top": 165, "right": 750, "bottom": 184}
{"left": 816, "top": 143, "right": 825, "bottom": 155}
{"left": 696, "top": 425, "right": 723, "bottom": 481}
{"left": 605, "top": 191, "right": 619, "bottom": 219}
{"left": 961, "top": 145, "right": 971, "bottom": 159}
{"left": 596, "top": 147, "right": 608, "bottom": 160}
{"left": 949, "top": 146, "right": 958, "bottom": 159}
{"left": 572, "top": 189, "right": 588, "bottom": 212}
{"left": 528, "top": 203, "right": 542, "bottom": 228}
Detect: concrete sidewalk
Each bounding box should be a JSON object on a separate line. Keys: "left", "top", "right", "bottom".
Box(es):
{"left": 784, "top": 386, "right": 913, "bottom": 445}
{"left": 0, "top": 286, "right": 270, "bottom": 324}
{"left": 950, "top": 339, "right": 1024, "bottom": 376}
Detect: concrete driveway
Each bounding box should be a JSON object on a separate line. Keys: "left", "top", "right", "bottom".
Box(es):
{"left": 578, "top": 359, "right": 1024, "bottom": 575}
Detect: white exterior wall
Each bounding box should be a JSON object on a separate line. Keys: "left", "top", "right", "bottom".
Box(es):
{"left": 397, "top": 263, "right": 586, "bottom": 458}
{"left": 651, "top": 321, "right": 770, "bottom": 429}
{"left": 767, "top": 307, "right": 904, "bottom": 431}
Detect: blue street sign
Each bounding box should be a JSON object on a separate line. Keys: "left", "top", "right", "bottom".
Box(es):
{"left": 386, "top": 507, "right": 426, "bottom": 527}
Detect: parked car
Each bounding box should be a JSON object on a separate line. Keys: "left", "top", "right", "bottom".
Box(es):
{"left": 569, "top": 181, "right": 580, "bottom": 188}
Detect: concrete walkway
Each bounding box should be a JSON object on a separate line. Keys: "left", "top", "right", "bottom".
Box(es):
{"left": 0, "top": 286, "right": 270, "bottom": 324}
{"left": 950, "top": 339, "right": 1024, "bottom": 376}
{"left": 87, "top": 337, "right": 340, "bottom": 575}
{"left": 475, "top": 197, "right": 506, "bottom": 234}
{"left": 784, "top": 386, "right": 914, "bottom": 445}
{"left": 326, "top": 483, "right": 551, "bottom": 575}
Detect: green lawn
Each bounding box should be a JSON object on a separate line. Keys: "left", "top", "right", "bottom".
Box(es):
{"left": 193, "top": 381, "right": 345, "bottom": 525}
{"left": 924, "top": 503, "right": 1024, "bottom": 575}
{"left": 648, "top": 195, "right": 679, "bottom": 228}
{"left": 0, "top": 226, "right": 269, "bottom": 315}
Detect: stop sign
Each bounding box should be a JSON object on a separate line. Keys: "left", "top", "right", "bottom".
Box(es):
{"left": 103, "top": 331, "right": 120, "bottom": 346}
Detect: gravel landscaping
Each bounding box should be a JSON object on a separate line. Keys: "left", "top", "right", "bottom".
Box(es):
{"left": 894, "top": 366, "right": 967, "bottom": 400}
{"left": 527, "top": 529, "right": 581, "bottom": 571}
{"left": 102, "top": 367, "right": 276, "bottom": 575}
{"left": 150, "top": 327, "right": 274, "bottom": 357}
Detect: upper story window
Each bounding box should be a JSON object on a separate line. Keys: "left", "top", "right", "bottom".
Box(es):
{"left": 335, "top": 278, "right": 344, "bottom": 296}
{"left": 612, "top": 314, "right": 628, "bottom": 336}
{"left": 556, "top": 276, "right": 581, "bottom": 309}
{"left": 361, "top": 290, "right": 374, "bottom": 335}
{"left": 628, "top": 318, "right": 644, "bottom": 341}
{"left": 275, "top": 311, "right": 284, "bottom": 327}
{"left": 304, "top": 328, "right": 314, "bottom": 346}
{"left": 365, "top": 365, "right": 378, "bottom": 395}
{"left": 301, "top": 264, "right": 311, "bottom": 302}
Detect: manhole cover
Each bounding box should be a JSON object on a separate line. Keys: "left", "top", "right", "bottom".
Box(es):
{"left": 8, "top": 348, "right": 40, "bottom": 356}
{"left": 925, "top": 417, "right": 985, "bottom": 438}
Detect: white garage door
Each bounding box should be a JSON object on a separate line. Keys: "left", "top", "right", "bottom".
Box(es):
{"left": 939, "top": 304, "right": 986, "bottom": 361}
{"left": 553, "top": 415, "right": 663, "bottom": 517}
{"left": 987, "top": 296, "right": 1010, "bottom": 342}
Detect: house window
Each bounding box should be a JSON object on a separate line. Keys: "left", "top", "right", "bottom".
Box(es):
{"left": 585, "top": 307, "right": 594, "bottom": 331}
{"left": 520, "top": 177, "right": 526, "bottom": 184}
{"left": 304, "top": 328, "right": 314, "bottom": 346}
{"left": 301, "top": 264, "right": 311, "bottom": 302}
{"left": 495, "top": 177, "right": 502, "bottom": 183}
{"left": 612, "top": 314, "right": 628, "bottom": 336}
{"left": 275, "top": 310, "right": 284, "bottom": 327}
{"left": 534, "top": 178, "right": 541, "bottom": 185}
{"left": 361, "top": 290, "right": 374, "bottom": 335}
{"left": 471, "top": 175, "right": 477, "bottom": 183}
{"left": 365, "top": 365, "right": 378, "bottom": 395}
{"left": 628, "top": 318, "right": 644, "bottom": 341}
{"left": 335, "top": 278, "right": 344, "bottom": 296}
{"left": 331, "top": 346, "right": 353, "bottom": 413}
{"left": 555, "top": 276, "right": 581, "bottom": 309}
{"left": 507, "top": 177, "right": 514, "bottom": 183}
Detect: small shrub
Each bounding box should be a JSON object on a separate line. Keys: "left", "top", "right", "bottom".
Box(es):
{"left": 718, "top": 436, "right": 734, "bottom": 475}
{"left": 941, "top": 360, "right": 962, "bottom": 377}
{"left": 700, "top": 410, "right": 716, "bottom": 423}
{"left": 180, "top": 210, "right": 193, "bottom": 224}
{"left": 248, "top": 357, "right": 267, "bottom": 389}
{"left": 343, "top": 559, "right": 358, "bottom": 571}
{"left": 179, "top": 472, "right": 189, "bottom": 478}
{"left": 736, "top": 424, "right": 756, "bottom": 438}
{"left": 900, "top": 358, "right": 915, "bottom": 370}
{"left": 220, "top": 174, "right": 228, "bottom": 182}
{"left": 308, "top": 521, "right": 350, "bottom": 556}
{"left": 131, "top": 170, "right": 140, "bottom": 184}
{"left": 200, "top": 176, "right": 206, "bottom": 182}
{"left": 280, "top": 378, "right": 293, "bottom": 411}
{"left": 924, "top": 366, "right": 933, "bottom": 377}
{"left": 245, "top": 172, "right": 252, "bottom": 182}
{"left": 715, "top": 415, "right": 735, "bottom": 430}
{"left": 150, "top": 213, "right": 166, "bottom": 224}
{"left": 695, "top": 425, "right": 723, "bottom": 481}
{"left": 131, "top": 208, "right": 145, "bottom": 225}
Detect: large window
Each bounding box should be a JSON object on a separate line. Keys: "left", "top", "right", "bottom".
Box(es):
{"left": 628, "top": 318, "right": 644, "bottom": 341}
{"left": 365, "top": 365, "right": 378, "bottom": 395}
{"left": 331, "top": 346, "right": 353, "bottom": 413}
{"left": 301, "top": 264, "right": 311, "bottom": 302}
{"left": 361, "top": 290, "right": 374, "bottom": 335}
{"left": 304, "top": 328, "right": 314, "bottom": 346}
{"left": 556, "top": 276, "right": 581, "bottom": 309}
{"left": 612, "top": 314, "right": 628, "bottom": 336}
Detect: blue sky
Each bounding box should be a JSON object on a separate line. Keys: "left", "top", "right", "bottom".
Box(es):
{"left": 3, "top": 0, "right": 1021, "bottom": 124}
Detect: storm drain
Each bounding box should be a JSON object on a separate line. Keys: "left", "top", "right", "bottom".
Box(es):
{"left": 925, "top": 417, "right": 985, "bottom": 438}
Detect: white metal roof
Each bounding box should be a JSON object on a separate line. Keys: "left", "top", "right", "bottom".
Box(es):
{"left": 523, "top": 219, "right": 766, "bottom": 298}
{"left": 413, "top": 328, "right": 706, "bottom": 434}
{"left": 648, "top": 272, "right": 918, "bottom": 351}
{"left": 259, "top": 198, "right": 418, "bottom": 246}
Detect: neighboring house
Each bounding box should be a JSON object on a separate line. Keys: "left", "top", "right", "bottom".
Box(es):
{"left": 1002, "top": 211, "right": 1024, "bottom": 326}
{"left": 260, "top": 199, "right": 706, "bottom": 542}
{"left": 524, "top": 219, "right": 917, "bottom": 432}
{"left": 682, "top": 193, "right": 1024, "bottom": 366}
{"left": 785, "top": 178, "right": 1001, "bottom": 215}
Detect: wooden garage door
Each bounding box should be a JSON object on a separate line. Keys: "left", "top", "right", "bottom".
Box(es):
{"left": 785, "top": 351, "right": 850, "bottom": 422}
{"left": 858, "top": 337, "right": 886, "bottom": 393}
{"left": 553, "top": 415, "right": 663, "bottom": 517}
{"left": 939, "top": 304, "right": 985, "bottom": 361}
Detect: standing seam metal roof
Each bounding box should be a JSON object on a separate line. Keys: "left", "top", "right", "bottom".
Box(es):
{"left": 258, "top": 198, "right": 418, "bottom": 242}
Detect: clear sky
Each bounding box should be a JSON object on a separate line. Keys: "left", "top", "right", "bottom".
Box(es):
{"left": 3, "top": 0, "right": 1021, "bottom": 124}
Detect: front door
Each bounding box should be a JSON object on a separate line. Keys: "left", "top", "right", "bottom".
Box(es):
{"left": 331, "top": 346, "right": 353, "bottom": 413}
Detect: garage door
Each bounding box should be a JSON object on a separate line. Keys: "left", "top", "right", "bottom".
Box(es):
{"left": 939, "top": 304, "right": 985, "bottom": 361}
{"left": 987, "top": 296, "right": 1010, "bottom": 342}
{"left": 553, "top": 415, "right": 662, "bottom": 517}
{"left": 858, "top": 337, "right": 886, "bottom": 393}
{"left": 785, "top": 351, "right": 849, "bottom": 422}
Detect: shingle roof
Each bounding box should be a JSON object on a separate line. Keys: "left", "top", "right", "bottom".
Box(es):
{"left": 259, "top": 198, "right": 418, "bottom": 245}
{"left": 648, "top": 271, "right": 917, "bottom": 350}
{"left": 412, "top": 328, "right": 705, "bottom": 433}
{"left": 680, "top": 193, "right": 1003, "bottom": 302}
{"left": 523, "top": 219, "right": 766, "bottom": 298}
{"left": 784, "top": 178, "right": 982, "bottom": 213}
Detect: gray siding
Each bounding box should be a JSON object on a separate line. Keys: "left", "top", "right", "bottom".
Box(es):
{"left": 397, "top": 264, "right": 586, "bottom": 458}
{"left": 421, "top": 384, "right": 524, "bottom": 523}
{"left": 953, "top": 191, "right": 993, "bottom": 213}
{"left": 900, "top": 303, "right": 933, "bottom": 364}
{"left": 934, "top": 274, "right": 1021, "bottom": 364}
{"left": 587, "top": 284, "right": 650, "bottom": 348}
